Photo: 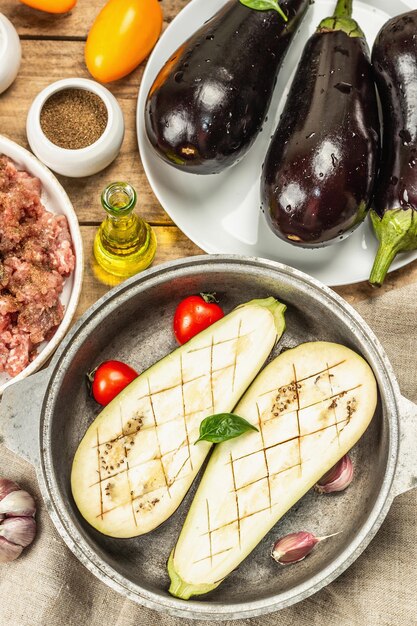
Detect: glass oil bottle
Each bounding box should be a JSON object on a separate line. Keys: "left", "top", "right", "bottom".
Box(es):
{"left": 93, "top": 182, "right": 157, "bottom": 280}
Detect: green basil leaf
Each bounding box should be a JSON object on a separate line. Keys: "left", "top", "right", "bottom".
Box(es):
{"left": 195, "top": 413, "right": 258, "bottom": 444}
{"left": 239, "top": 0, "right": 288, "bottom": 22}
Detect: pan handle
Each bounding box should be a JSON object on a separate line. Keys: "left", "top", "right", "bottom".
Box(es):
{"left": 393, "top": 395, "right": 417, "bottom": 497}
{"left": 0, "top": 368, "right": 51, "bottom": 467}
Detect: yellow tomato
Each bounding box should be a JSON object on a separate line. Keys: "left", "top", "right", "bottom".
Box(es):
{"left": 85, "top": 0, "right": 163, "bottom": 83}
{"left": 19, "top": 0, "right": 77, "bottom": 13}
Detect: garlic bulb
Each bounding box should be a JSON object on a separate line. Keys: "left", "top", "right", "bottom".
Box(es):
{"left": 315, "top": 454, "right": 354, "bottom": 494}
{"left": 0, "top": 478, "right": 37, "bottom": 563}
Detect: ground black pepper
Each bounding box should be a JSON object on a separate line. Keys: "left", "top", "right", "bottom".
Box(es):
{"left": 40, "top": 88, "right": 108, "bottom": 150}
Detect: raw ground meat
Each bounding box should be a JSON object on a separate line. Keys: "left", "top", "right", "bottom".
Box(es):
{"left": 0, "top": 155, "right": 75, "bottom": 377}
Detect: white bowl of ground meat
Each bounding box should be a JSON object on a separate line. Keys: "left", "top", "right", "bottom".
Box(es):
{"left": 0, "top": 135, "right": 83, "bottom": 395}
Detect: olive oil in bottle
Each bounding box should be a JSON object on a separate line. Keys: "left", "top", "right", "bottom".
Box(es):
{"left": 93, "top": 182, "right": 157, "bottom": 279}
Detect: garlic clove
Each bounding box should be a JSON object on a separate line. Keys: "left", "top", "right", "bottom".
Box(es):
{"left": 0, "top": 490, "right": 36, "bottom": 517}
{"left": 0, "top": 517, "right": 36, "bottom": 548}
{"left": 271, "top": 531, "right": 319, "bottom": 565}
{"left": 315, "top": 454, "right": 354, "bottom": 494}
{"left": 0, "top": 537, "right": 23, "bottom": 563}
{"left": 271, "top": 531, "right": 340, "bottom": 565}
{"left": 0, "top": 479, "right": 20, "bottom": 502}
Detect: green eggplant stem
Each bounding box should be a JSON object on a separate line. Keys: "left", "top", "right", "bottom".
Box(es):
{"left": 318, "top": 0, "right": 363, "bottom": 38}
{"left": 167, "top": 551, "right": 218, "bottom": 599}
{"left": 369, "top": 208, "right": 417, "bottom": 287}
{"left": 369, "top": 243, "right": 398, "bottom": 288}
{"left": 334, "top": 0, "right": 353, "bottom": 19}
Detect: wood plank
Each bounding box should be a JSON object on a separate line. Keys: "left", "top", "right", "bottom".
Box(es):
{"left": 76, "top": 224, "right": 203, "bottom": 318}
{"left": 0, "top": 39, "right": 174, "bottom": 225}
{"left": 3, "top": 0, "right": 190, "bottom": 38}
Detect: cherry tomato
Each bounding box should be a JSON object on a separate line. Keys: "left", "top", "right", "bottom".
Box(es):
{"left": 89, "top": 360, "right": 138, "bottom": 406}
{"left": 85, "top": 0, "right": 163, "bottom": 83}
{"left": 173, "top": 294, "right": 224, "bottom": 345}
{"left": 19, "top": 0, "right": 77, "bottom": 13}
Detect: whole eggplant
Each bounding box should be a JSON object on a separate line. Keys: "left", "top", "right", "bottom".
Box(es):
{"left": 145, "top": 0, "right": 310, "bottom": 175}
{"left": 261, "top": 0, "right": 380, "bottom": 247}
{"left": 369, "top": 10, "right": 417, "bottom": 287}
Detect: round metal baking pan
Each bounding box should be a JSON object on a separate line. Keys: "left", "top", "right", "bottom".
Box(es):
{"left": 2, "top": 256, "right": 416, "bottom": 620}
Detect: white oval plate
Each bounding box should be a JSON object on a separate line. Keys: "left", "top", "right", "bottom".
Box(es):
{"left": 0, "top": 135, "right": 83, "bottom": 394}
{"left": 137, "top": 0, "right": 417, "bottom": 286}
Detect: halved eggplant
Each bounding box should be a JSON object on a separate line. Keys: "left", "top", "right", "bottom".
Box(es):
{"left": 169, "top": 342, "right": 377, "bottom": 599}
{"left": 71, "top": 298, "right": 286, "bottom": 538}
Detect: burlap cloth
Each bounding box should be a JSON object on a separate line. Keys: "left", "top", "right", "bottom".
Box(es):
{"left": 1, "top": 272, "right": 417, "bottom": 626}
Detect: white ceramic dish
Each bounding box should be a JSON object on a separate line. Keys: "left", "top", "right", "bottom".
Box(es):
{"left": 27, "top": 78, "right": 125, "bottom": 178}
{"left": 0, "top": 135, "right": 84, "bottom": 395}
{"left": 137, "top": 0, "right": 417, "bottom": 287}
{"left": 0, "top": 13, "right": 21, "bottom": 95}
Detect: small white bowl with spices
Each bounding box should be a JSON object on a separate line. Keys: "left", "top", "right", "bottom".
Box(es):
{"left": 26, "top": 78, "right": 125, "bottom": 178}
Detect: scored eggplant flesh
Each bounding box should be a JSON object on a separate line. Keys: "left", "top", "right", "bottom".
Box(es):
{"left": 71, "top": 298, "right": 286, "bottom": 538}
{"left": 169, "top": 342, "right": 377, "bottom": 599}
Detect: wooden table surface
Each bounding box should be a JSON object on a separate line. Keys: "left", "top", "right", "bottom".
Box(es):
{"left": 1, "top": 0, "right": 417, "bottom": 319}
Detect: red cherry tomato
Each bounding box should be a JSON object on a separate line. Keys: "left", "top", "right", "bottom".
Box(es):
{"left": 173, "top": 294, "right": 224, "bottom": 345}
{"left": 90, "top": 360, "right": 139, "bottom": 406}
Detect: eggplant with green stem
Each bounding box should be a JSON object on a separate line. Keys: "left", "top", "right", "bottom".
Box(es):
{"left": 261, "top": 0, "right": 380, "bottom": 246}
{"left": 145, "top": 0, "right": 310, "bottom": 174}
{"left": 369, "top": 10, "right": 417, "bottom": 287}
{"left": 168, "top": 342, "right": 377, "bottom": 599}
{"left": 71, "top": 298, "right": 286, "bottom": 538}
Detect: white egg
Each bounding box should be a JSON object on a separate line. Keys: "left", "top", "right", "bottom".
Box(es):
{"left": 0, "top": 13, "right": 21, "bottom": 95}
